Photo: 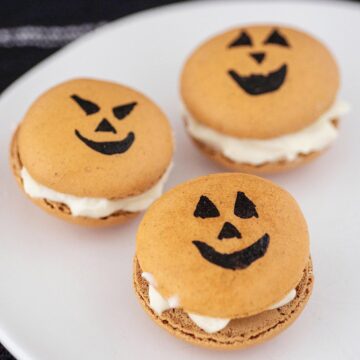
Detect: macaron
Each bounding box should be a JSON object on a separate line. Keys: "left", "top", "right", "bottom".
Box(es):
{"left": 10, "top": 78, "right": 174, "bottom": 226}
{"left": 181, "top": 25, "right": 349, "bottom": 173}
{"left": 134, "top": 173, "right": 313, "bottom": 349}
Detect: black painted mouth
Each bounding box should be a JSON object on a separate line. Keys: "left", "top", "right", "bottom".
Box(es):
{"left": 192, "top": 233, "right": 270, "bottom": 270}
{"left": 75, "top": 129, "right": 135, "bottom": 155}
{"left": 228, "top": 64, "right": 287, "bottom": 95}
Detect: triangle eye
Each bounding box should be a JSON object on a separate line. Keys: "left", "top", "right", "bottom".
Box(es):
{"left": 228, "top": 31, "right": 252, "bottom": 48}
{"left": 71, "top": 94, "right": 100, "bottom": 115}
{"left": 234, "top": 192, "right": 258, "bottom": 219}
{"left": 194, "top": 195, "right": 220, "bottom": 218}
{"left": 113, "top": 102, "right": 137, "bottom": 120}
{"left": 264, "top": 29, "right": 289, "bottom": 47}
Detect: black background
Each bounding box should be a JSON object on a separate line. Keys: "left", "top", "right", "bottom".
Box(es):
{"left": 0, "top": 0, "right": 357, "bottom": 359}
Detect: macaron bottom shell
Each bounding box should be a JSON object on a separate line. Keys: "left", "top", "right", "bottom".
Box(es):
{"left": 133, "top": 257, "right": 313, "bottom": 350}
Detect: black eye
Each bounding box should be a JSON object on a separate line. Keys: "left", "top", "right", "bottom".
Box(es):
{"left": 71, "top": 94, "right": 100, "bottom": 115}
{"left": 228, "top": 31, "right": 252, "bottom": 48}
{"left": 264, "top": 29, "right": 289, "bottom": 47}
{"left": 113, "top": 102, "right": 137, "bottom": 120}
{"left": 194, "top": 195, "right": 220, "bottom": 218}
{"left": 234, "top": 192, "right": 258, "bottom": 219}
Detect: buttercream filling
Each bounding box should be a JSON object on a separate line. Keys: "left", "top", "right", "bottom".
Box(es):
{"left": 185, "top": 100, "right": 349, "bottom": 165}
{"left": 141, "top": 272, "right": 296, "bottom": 334}
{"left": 20, "top": 164, "right": 172, "bottom": 218}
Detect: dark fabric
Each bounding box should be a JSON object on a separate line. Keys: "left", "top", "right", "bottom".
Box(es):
{"left": 0, "top": 344, "right": 13, "bottom": 360}
{"left": 0, "top": 0, "right": 186, "bottom": 27}
{"left": 0, "top": 0, "right": 187, "bottom": 92}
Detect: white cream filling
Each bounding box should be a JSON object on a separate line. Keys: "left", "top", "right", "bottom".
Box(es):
{"left": 142, "top": 272, "right": 180, "bottom": 314}
{"left": 20, "top": 164, "right": 172, "bottom": 218}
{"left": 267, "top": 288, "right": 296, "bottom": 310}
{"left": 142, "top": 272, "right": 296, "bottom": 334}
{"left": 148, "top": 286, "right": 180, "bottom": 315}
{"left": 185, "top": 100, "right": 350, "bottom": 165}
{"left": 187, "top": 313, "right": 230, "bottom": 334}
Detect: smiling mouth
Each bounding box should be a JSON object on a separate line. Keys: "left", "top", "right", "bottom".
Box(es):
{"left": 75, "top": 129, "right": 135, "bottom": 155}
{"left": 192, "top": 233, "right": 270, "bottom": 270}
{"left": 228, "top": 64, "right": 287, "bottom": 95}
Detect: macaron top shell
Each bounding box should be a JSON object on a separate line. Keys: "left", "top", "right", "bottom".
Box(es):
{"left": 17, "top": 78, "right": 173, "bottom": 199}
{"left": 181, "top": 25, "right": 339, "bottom": 139}
{"left": 136, "top": 173, "right": 309, "bottom": 318}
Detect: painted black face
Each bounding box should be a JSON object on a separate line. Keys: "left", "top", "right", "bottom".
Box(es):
{"left": 192, "top": 192, "right": 270, "bottom": 270}
{"left": 71, "top": 94, "right": 137, "bottom": 155}
{"left": 227, "top": 29, "right": 289, "bottom": 95}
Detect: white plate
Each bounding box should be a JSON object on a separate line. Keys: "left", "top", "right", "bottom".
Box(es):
{"left": 0, "top": 1, "right": 359, "bottom": 359}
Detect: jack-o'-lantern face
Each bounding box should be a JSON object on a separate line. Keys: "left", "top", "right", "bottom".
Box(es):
{"left": 227, "top": 28, "right": 289, "bottom": 95}
{"left": 71, "top": 94, "right": 137, "bottom": 155}
{"left": 192, "top": 192, "right": 270, "bottom": 270}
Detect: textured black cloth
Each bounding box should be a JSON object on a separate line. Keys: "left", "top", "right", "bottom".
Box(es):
{"left": 0, "top": 0, "right": 187, "bottom": 92}
{"left": 0, "top": 1, "right": 186, "bottom": 358}
{"left": 0, "top": 345, "right": 13, "bottom": 360}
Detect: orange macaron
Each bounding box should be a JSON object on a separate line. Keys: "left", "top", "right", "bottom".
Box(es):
{"left": 11, "top": 78, "right": 174, "bottom": 226}
{"left": 134, "top": 173, "right": 313, "bottom": 349}
{"left": 181, "top": 25, "right": 349, "bottom": 173}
